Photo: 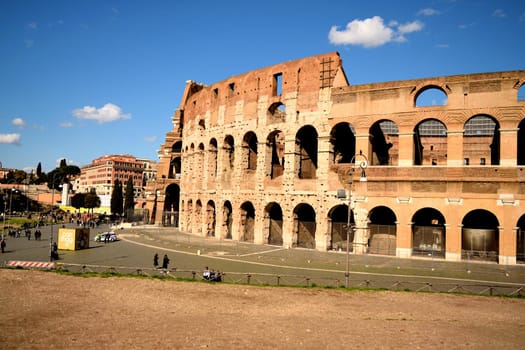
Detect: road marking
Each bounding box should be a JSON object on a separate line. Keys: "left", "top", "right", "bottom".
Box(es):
{"left": 119, "top": 236, "right": 524, "bottom": 286}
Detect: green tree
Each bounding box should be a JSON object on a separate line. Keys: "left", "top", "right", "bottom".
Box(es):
{"left": 124, "top": 176, "right": 135, "bottom": 220}
{"left": 36, "top": 162, "right": 42, "bottom": 177}
{"left": 84, "top": 191, "right": 101, "bottom": 215}
{"left": 110, "top": 179, "right": 123, "bottom": 216}
{"left": 71, "top": 193, "right": 86, "bottom": 211}
{"left": 46, "top": 160, "right": 80, "bottom": 190}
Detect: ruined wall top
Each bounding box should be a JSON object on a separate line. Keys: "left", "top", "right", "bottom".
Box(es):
{"left": 178, "top": 52, "right": 347, "bottom": 123}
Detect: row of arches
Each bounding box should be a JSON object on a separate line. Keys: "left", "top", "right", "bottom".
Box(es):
{"left": 179, "top": 195, "right": 525, "bottom": 263}
{"left": 175, "top": 114, "right": 524, "bottom": 183}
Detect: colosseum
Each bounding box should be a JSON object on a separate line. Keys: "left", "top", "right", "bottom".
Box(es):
{"left": 146, "top": 52, "right": 525, "bottom": 265}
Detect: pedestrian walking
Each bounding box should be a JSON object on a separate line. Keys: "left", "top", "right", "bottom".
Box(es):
{"left": 1, "top": 238, "right": 6, "bottom": 253}
{"left": 162, "top": 254, "right": 170, "bottom": 270}
{"left": 153, "top": 253, "right": 159, "bottom": 268}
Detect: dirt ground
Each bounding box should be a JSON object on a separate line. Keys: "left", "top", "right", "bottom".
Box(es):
{"left": 1, "top": 269, "right": 524, "bottom": 349}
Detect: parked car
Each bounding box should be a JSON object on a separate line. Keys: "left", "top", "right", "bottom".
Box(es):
{"left": 94, "top": 232, "right": 118, "bottom": 242}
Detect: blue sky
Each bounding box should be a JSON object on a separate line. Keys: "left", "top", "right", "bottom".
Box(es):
{"left": 1, "top": 0, "right": 524, "bottom": 173}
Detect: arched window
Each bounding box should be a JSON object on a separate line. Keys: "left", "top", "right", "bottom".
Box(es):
{"left": 463, "top": 115, "right": 499, "bottom": 165}
{"left": 330, "top": 122, "right": 356, "bottom": 164}
{"left": 413, "top": 119, "right": 447, "bottom": 165}
{"left": 369, "top": 120, "right": 398, "bottom": 165}
{"left": 295, "top": 126, "right": 318, "bottom": 179}
{"left": 415, "top": 86, "right": 448, "bottom": 107}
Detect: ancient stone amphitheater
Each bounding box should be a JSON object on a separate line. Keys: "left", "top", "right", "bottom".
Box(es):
{"left": 146, "top": 52, "right": 525, "bottom": 265}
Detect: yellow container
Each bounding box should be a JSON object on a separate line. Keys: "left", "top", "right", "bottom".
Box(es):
{"left": 57, "top": 228, "right": 90, "bottom": 250}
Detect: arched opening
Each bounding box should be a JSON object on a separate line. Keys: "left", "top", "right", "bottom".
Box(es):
{"left": 413, "top": 119, "right": 447, "bottom": 166}
{"left": 463, "top": 115, "right": 500, "bottom": 165}
{"left": 188, "top": 144, "right": 195, "bottom": 176}
{"left": 162, "top": 184, "right": 179, "bottom": 227}
{"left": 265, "top": 202, "right": 283, "bottom": 246}
{"left": 206, "top": 200, "right": 216, "bottom": 237}
{"left": 268, "top": 102, "right": 286, "bottom": 123}
{"left": 462, "top": 209, "right": 499, "bottom": 262}
{"left": 242, "top": 131, "right": 258, "bottom": 171}
{"left": 209, "top": 138, "right": 218, "bottom": 177}
{"left": 293, "top": 203, "right": 316, "bottom": 249}
{"left": 330, "top": 122, "right": 356, "bottom": 164}
{"left": 369, "top": 120, "right": 398, "bottom": 166}
{"left": 517, "top": 215, "right": 525, "bottom": 263}
{"left": 295, "top": 125, "right": 318, "bottom": 179}
{"left": 328, "top": 204, "right": 354, "bottom": 251}
{"left": 222, "top": 135, "right": 234, "bottom": 184}
{"left": 517, "top": 120, "right": 525, "bottom": 165}
{"left": 223, "top": 201, "right": 233, "bottom": 239}
{"left": 412, "top": 208, "right": 446, "bottom": 258}
{"left": 266, "top": 130, "right": 285, "bottom": 180}
{"left": 240, "top": 202, "right": 255, "bottom": 242}
{"left": 415, "top": 86, "right": 448, "bottom": 107}
{"left": 172, "top": 141, "right": 182, "bottom": 153}
{"left": 368, "top": 206, "right": 397, "bottom": 255}
{"left": 168, "top": 157, "right": 181, "bottom": 179}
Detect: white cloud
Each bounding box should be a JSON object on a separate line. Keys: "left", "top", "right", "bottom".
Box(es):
{"left": 144, "top": 136, "right": 157, "bottom": 143}
{"left": 493, "top": 9, "right": 506, "bottom": 18}
{"left": 0, "top": 133, "right": 21, "bottom": 144}
{"left": 12, "top": 117, "right": 26, "bottom": 128}
{"left": 328, "top": 16, "right": 393, "bottom": 48}
{"left": 59, "top": 121, "right": 73, "bottom": 127}
{"left": 329, "top": 16, "right": 424, "bottom": 48}
{"left": 73, "top": 103, "right": 131, "bottom": 123}
{"left": 418, "top": 8, "right": 440, "bottom": 16}
{"left": 394, "top": 20, "right": 424, "bottom": 42}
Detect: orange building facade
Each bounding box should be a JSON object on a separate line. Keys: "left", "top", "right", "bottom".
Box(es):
{"left": 75, "top": 155, "right": 147, "bottom": 208}
{"left": 147, "top": 52, "right": 525, "bottom": 265}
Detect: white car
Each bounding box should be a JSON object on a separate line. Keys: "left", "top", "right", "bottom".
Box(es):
{"left": 94, "top": 232, "right": 118, "bottom": 242}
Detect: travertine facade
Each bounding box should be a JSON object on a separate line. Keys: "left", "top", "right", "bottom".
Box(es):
{"left": 148, "top": 52, "right": 525, "bottom": 265}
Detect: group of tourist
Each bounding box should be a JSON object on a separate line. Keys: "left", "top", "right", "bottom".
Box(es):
{"left": 153, "top": 253, "right": 170, "bottom": 271}
{"left": 151, "top": 253, "right": 222, "bottom": 282}
{"left": 5, "top": 228, "right": 42, "bottom": 240}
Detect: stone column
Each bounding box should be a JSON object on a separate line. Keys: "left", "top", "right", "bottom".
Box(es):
{"left": 446, "top": 130, "right": 464, "bottom": 167}
{"left": 397, "top": 132, "right": 414, "bottom": 167}
{"left": 499, "top": 128, "right": 518, "bottom": 166}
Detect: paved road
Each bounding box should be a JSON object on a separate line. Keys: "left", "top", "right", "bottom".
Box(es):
{"left": 2, "top": 223, "right": 525, "bottom": 294}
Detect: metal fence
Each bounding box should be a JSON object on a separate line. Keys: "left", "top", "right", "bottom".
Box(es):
{"left": 3, "top": 262, "right": 523, "bottom": 297}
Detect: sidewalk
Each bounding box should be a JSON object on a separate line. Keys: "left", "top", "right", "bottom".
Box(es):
{"left": 121, "top": 225, "right": 525, "bottom": 285}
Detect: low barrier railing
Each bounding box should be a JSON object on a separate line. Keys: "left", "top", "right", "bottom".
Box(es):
{"left": 2, "top": 261, "right": 523, "bottom": 297}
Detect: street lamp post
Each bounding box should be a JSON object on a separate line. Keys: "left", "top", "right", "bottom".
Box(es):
{"left": 344, "top": 151, "right": 368, "bottom": 288}
{"left": 49, "top": 176, "right": 63, "bottom": 261}
{"left": 2, "top": 194, "right": 7, "bottom": 237}
{"left": 8, "top": 188, "right": 18, "bottom": 216}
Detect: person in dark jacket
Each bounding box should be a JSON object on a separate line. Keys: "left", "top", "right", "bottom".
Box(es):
{"left": 162, "top": 254, "right": 170, "bottom": 270}
{"left": 153, "top": 253, "right": 159, "bottom": 268}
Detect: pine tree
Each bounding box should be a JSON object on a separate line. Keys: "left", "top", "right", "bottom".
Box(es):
{"left": 124, "top": 177, "right": 135, "bottom": 220}
{"left": 111, "top": 179, "right": 123, "bottom": 217}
